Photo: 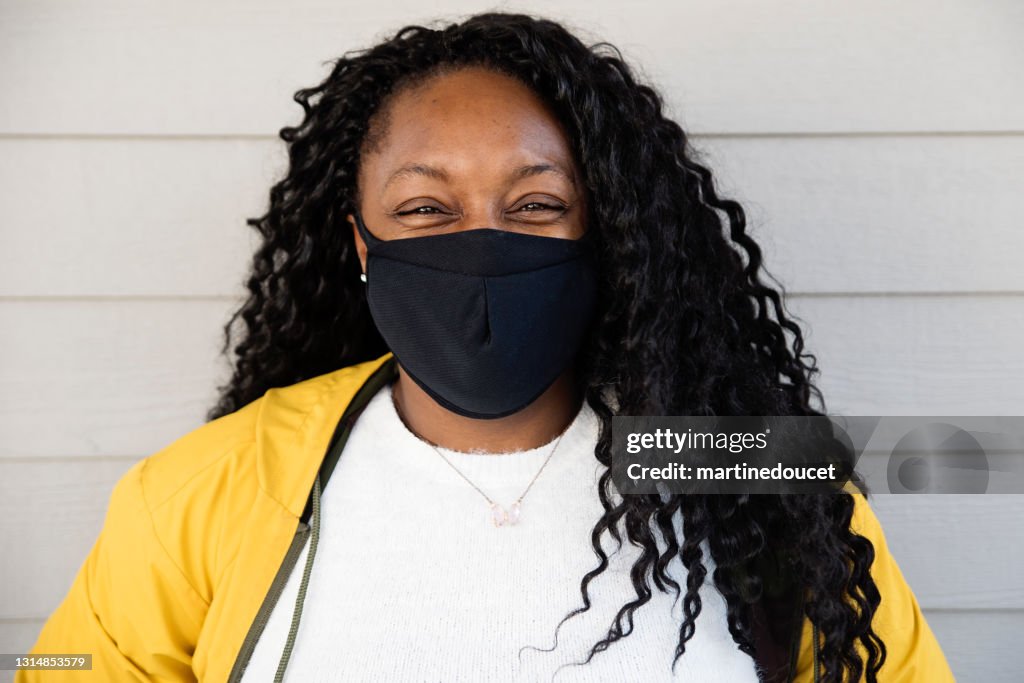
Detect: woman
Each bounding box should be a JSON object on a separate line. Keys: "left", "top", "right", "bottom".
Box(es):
{"left": 23, "top": 12, "right": 953, "bottom": 683}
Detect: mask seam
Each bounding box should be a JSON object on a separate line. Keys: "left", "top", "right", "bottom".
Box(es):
{"left": 481, "top": 278, "right": 492, "bottom": 345}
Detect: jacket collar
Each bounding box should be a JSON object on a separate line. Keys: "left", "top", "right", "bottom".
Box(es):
{"left": 254, "top": 351, "right": 394, "bottom": 518}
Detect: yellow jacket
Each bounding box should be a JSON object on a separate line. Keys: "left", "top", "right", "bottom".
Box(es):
{"left": 20, "top": 351, "right": 954, "bottom": 682}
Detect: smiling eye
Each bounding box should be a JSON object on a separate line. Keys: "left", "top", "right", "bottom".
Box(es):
{"left": 518, "top": 202, "right": 564, "bottom": 212}
{"left": 397, "top": 206, "right": 444, "bottom": 216}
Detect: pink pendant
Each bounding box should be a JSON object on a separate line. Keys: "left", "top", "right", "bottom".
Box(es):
{"left": 489, "top": 502, "right": 522, "bottom": 527}
{"left": 490, "top": 503, "right": 507, "bottom": 527}
{"left": 507, "top": 501, "right": 521, "bottom": 525}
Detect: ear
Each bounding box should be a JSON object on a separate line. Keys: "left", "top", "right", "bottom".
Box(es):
{"left": 348, "top": 213, "right": 368, "bottom": 274}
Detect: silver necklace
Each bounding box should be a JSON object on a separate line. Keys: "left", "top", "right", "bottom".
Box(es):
{"left": 392, "top": 390, "right": 568, "bottom": 527}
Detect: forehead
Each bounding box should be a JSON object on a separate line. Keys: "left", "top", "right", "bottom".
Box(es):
{"left": 360, "top": 67, "right": 577, "bottom": 179}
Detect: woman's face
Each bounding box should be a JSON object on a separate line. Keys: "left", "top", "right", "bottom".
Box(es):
{"left": 349, "top": 66, "right": 586, "bottom": 264}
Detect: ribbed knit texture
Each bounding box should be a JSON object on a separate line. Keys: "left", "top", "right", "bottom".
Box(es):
{"left": 240, "top": 381, "right": 761, "bottom": 682}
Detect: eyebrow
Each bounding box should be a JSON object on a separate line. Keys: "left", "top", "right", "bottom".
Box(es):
{"left": 512, "top": 163, "right": 575, "bottom": 186}
{"left": 383, "top": 162, "right": 576, "bottom": 189}
{"left": 384, "top": 164, "right": 448, "bottom": 189}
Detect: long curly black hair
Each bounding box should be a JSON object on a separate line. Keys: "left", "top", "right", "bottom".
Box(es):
{"left": 207, "top": 12, "right": 885, "bottom": 682}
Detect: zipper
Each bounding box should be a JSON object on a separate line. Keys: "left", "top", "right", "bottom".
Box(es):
{"left": 226, "top": 521, "right": 311, "bottom": 683}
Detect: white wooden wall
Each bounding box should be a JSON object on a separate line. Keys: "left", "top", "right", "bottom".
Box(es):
{"left": 1, "top": 1, "right": 1022, "bottom": 680}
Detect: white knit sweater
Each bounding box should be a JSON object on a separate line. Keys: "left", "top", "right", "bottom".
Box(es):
{"left": 240, "top": 381, "right": 761, "bottom": 682}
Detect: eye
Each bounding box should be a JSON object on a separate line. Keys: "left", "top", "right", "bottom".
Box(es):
{"left": 517, "top": 202, "right": 566, "bottom": 212}
{"left": 396, "top": 206, "right": 445, "bottom": 216}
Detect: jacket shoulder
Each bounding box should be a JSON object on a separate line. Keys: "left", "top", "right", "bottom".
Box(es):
{"left": 130, "top": 367, "right": 357, "bottom": 602}
{"left": 139, "top": 398, "right": 262, "bottom": 509}
{"left": 138, "top": 362, "right": 368, "bottom": 506}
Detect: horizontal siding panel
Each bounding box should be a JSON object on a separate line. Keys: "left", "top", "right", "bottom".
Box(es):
{"left": 698, "top": 134, "right": 1024, "bottom": 294}
{"left": 0, "top": 138, "right": 274, "bottom": 298}
{"left": 1, "top": 457, "right": 1021, "bottom": 617}
{"left": 871, "top": 495, "right": 1024, "bottom": 610}
{"left": 0, "top": 296, "right": 1021, "bottom": 457}
{"left": 787, "top": 295, "right": 1024, "bottom": 415}
{"left": 0, "top": 300, "right": 231, "bottom": 457}
{"left": 0, "top": 0, "right": 1020, "bottom": 136}
{"left": 2, "top": 135, "right": 1022, "bottom": 297}
{"left": 922, "top": 609, "right": 1021, "bottom": 682}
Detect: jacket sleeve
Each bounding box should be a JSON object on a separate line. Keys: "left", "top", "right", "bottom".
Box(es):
{"left": 792, "top": 493, "right": 955, "bottom": 682}
{"left": 16, "top": 458, "right": 208, "bottom": 682}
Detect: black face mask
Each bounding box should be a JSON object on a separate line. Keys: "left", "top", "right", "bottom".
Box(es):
{"left": 354, "top": 209, "right": 599, "bottom": 419}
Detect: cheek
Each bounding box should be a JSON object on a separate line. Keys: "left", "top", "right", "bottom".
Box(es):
{"left": 563, "top": 204, "right": 588, "bottom": 239}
